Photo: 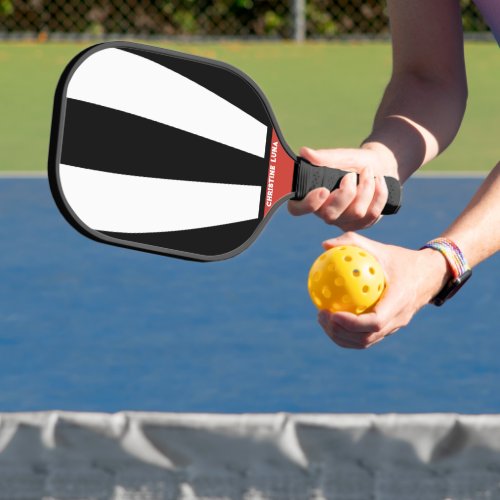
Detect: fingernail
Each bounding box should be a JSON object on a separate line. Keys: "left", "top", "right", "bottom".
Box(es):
{"left": 319, "top": 189, "right": 329, "bottom": 200}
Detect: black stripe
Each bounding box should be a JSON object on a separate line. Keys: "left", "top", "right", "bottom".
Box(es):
{"left": 121, "top": 47, "right": 272, "bottom": 126}
{"left": 258, "top": 125, "right": 274, "bottom": 220}
{"left": 101, "top": 219, "right": 260, "bottom": 257}
{"left": 61, "top": 99, "right": 269, "bottom": 187}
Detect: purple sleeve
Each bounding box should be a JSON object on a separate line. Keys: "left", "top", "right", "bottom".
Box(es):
{"left": 473, "top": 0, "right": 500, "bottom": 45}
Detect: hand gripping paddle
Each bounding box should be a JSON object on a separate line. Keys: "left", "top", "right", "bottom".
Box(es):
{"left": 49, "top": 41, "right": 401, "bottom": 262}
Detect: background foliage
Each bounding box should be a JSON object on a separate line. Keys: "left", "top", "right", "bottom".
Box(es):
{"left": 0, "top": 0, "right": 490, "bottom": 38}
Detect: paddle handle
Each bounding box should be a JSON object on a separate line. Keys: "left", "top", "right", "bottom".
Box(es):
{"left": 292, "top": 157, "right": 402, "bottom": 215}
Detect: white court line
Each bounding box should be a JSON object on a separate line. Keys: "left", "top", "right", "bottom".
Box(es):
{"left": 0, "top": 170, "right": 489, "bottom": 179}
{"left": 414, "top": 170, "right": 487, "bottom": 178}
{"left": 0, "top": 171, "right": 47, "bottom": 178}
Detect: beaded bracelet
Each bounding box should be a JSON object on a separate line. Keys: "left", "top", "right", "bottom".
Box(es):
{"left": 421, "top": 238, "right": 470, "bottom": 278}
{"left": 420, "top": 238, "right": 472, "bottom": 306}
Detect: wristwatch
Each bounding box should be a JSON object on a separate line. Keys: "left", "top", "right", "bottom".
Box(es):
{"left": 421, "top": 238, "right": 472, "bottom": 306}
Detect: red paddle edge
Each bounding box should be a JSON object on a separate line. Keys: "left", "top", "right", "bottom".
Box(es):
{"left": 263, "top": 129, "right": 295, "bottom": 218}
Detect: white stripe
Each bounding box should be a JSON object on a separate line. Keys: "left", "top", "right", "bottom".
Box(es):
{"left": 59, "top": 164, "right": 261, "bottom": 233}
{"left": 67, "top": 48, "right": 268, "bottom": 158}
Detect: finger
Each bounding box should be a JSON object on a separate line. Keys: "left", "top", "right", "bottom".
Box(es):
{"left": 330, "top": 317, "right": 390, "bottom": 349}
{"left": 364, "top": 335, "right": 386, "bottom": 348}
{"left": 315, "top": 172, "right": 357, "bottom": 224}
{"left": 288, "top": 188, "right": 330, "bottom": 216}
{"left": 363, "top": 174, "right": 389, "bottom": 224}
{"left": 322, "top": 327, "right": 365, "bottom": 349}
{"left": 330, "top": 328, "right": 380, "bottom": 349}
{"left": 367, "top": 288, "right": 411, "bottom": 336}
{"left": 361, "top": 328, "right": 399, "bottom": 348}
{"left": 332, "top": 337, "right": 364, "bottom": 349}
{"left": 319, "top": 311, "right": 371, "bottom": 349}
{"left": 331, "top": 287, "right": 403, "bottom": 339}
{"left": 330, "top": 324, "right": 372, "bottom": 348}
{"left": 342, "top": 165, "right": 376, "bottom": 221}
{"left": 330, "top": 311, "right": 385, "bottom": 335}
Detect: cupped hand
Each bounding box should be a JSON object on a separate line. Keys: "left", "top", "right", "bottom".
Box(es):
{"left": 288, "top": 146, "right": 397, "bottom": 231}
{"left": 316, "top": 232, "right": 451, "bottom": 349}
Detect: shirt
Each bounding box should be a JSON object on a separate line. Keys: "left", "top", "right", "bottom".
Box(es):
{"left": 473, "top": 0, "right": 500, "bottom": 45}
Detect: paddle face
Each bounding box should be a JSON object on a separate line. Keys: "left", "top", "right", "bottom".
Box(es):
{"left": 49, "top": 41, "right": 297, "bottom": 261}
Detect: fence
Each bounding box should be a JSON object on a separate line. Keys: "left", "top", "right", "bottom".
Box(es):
{"left": 0, "top": 0, "right": 491, "bottom": 40}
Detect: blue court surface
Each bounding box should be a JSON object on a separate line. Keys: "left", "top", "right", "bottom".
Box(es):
{"left": 0, "top": 176, "right": 498, "bottom": 413}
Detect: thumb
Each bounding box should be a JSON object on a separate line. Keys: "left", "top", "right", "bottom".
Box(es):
{"left": 299, "top": 147, "right": 365, "bottom": 170}
{"left": 299, "top": 146, "right": 323, "bottom": 165}
{"left": 322, "top": 231, "right": 369, "bottom": 250}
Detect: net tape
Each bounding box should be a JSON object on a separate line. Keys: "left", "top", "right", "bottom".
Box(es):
{"left": 1, "top": 412, "right": 500, "bottom": 499}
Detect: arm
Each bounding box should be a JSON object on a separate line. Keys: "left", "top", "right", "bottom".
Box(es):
{"left": 288, "top": 0, "right": 467, "bottom": 227}
{"left": 364, "top": 0, "right": 468, "bottom": 182}
{"left": 318, "top": 163, "right": 500, "bottom": 349}
{"left": 441, "top": 163, "right": 500, "bottom": 267}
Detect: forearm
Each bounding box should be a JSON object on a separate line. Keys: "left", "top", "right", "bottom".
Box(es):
{"left": 363, "top": 73, "right": 467, "bottom": 182}
{"left": 418, "top": 162, "right": 500, "bottom": 302}
{"left": 441, "top": 162, "right": 500, "bottom": 267}
{"left": 361, "top": 0, "right": 467, "bottom": 183}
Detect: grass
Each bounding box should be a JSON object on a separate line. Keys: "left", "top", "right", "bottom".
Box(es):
{"left": 0, "top": 40, "right": 497, "bottom": 172}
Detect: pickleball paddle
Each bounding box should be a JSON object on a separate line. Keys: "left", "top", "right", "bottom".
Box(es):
{"left": 48, "top": 41, "right": 401, "bottom": 261}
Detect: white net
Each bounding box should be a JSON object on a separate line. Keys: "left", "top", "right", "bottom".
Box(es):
{"left": 0, "top": 412, "right": 500, "bottom": 499}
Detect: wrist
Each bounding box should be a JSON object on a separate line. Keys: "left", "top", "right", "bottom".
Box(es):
{"left": 361, "top": 141, "right": 399, "bottom": 178}
{"left": 417, "top": 248, "right": 453, "bottom": 303}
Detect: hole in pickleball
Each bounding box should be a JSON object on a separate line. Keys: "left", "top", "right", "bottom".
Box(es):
{"left": 369, "top": 267, "right": 375, "bottom": 275}
{"left": 356, "top": 306, "right": 366, "bottom": 314}
{"left": 342, "top": 295, "right": 351, "bottom": 304}
{"left": 322, "top": 286, "right": 332, "bottom": 299}
{"left": 344, "top": 256, "right": 352, "bottom": 262}
{"left": 359, "top": 252, "right": 366, "bottom": 257}
{"left": 378, "top": 284, "right": 382, "bottom": 291}
{"left": 313, "top": 271, "right": 321, "bottom": 282}
{"left": 334, "top": 277, "right": 344, "bottom": 286}
{"left": 362, "top": 285, "right": 369, "bottom": 293}
{"left": 313, "top": 294, "right": 322, "bottom": 307}
{"left": 352, "top": 269, "right": 360, "bottom": 277}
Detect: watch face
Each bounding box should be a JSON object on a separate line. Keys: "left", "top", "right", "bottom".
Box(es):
{"left": 432, "top": 269, "right": 472, "bottom": 306}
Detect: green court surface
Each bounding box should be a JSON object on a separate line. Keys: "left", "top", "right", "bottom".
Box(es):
{"left": 0, "top": 41, "right": 497, "bottom": 172}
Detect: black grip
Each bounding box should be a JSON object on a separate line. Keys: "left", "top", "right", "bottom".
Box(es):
{"left": 292, "top": 157, "right": 402, "bottom": 215}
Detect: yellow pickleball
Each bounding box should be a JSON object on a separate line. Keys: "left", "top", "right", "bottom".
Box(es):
{"left": 308, "top": 245, "right": 385, "bottom": 314}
